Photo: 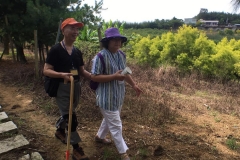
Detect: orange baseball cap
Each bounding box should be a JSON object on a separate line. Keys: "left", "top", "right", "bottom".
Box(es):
{"left": 61, "top": 18, "right": 84, "bottom": 30}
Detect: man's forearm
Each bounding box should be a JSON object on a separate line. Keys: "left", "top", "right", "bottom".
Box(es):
{"left": 81, "top": 70, "right": 91, "bottom": 79}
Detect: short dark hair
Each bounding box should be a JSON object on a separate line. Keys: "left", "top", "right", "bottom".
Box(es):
{"left": 101, "top": 40, "right": 109, "bottom": 49}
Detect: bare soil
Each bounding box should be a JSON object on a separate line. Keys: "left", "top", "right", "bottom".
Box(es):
{"left": 0, "top": 54, "right": 240, "bottom": 160}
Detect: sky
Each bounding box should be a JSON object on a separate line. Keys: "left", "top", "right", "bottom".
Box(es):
{"left": 83, "top": 0, "right": 238, "bottom": 23}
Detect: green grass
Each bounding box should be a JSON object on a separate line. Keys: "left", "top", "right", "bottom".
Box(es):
{"left": 226, "top": 138, "right": 239, "bottom": 150}
{"left": 214, "top": 117, "right": 221, "bottom": 123}
{"left": 138, "top": 147, "right": 148, "bottom": 157}
{"left": 102, "top": 148, "right": 115, "bottom": 160}
{"left": 125, "top": 28, "right": 168, "bottom": 38}
{"left": 16, "top": 118, "right": 25, "bottom": 126}
{"left": 210, "top": 111, "right": 218, "bottom": 117}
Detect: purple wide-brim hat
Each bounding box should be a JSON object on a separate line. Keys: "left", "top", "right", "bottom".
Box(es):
{"left": 101, "top": 27, "right": 127, "bottom": 43}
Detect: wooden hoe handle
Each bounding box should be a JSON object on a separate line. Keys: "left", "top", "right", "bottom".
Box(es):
{"left": 66, "top": 76, "right": 74, "bottom": 160}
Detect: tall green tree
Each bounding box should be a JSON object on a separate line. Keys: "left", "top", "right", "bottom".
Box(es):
{"left": 0, "top": 0, "right": 103, "bottom": 63}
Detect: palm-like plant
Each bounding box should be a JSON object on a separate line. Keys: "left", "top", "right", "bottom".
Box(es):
{"left": 102, "top": 20, "right": 125, "bottom": 36}
{"left": 77, "top": 25, "right": 98, "bottom": 42}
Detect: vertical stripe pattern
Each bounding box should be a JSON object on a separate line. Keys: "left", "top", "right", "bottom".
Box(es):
{"left": 91, "top": 49, "right": 126, "bottom": 111}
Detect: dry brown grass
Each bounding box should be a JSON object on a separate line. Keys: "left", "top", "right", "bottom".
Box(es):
{"left": 1, "top": 55, "right": 240, "bottom": 159}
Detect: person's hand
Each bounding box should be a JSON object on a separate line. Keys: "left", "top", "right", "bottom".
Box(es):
{"left": 132, "top": 85, "right": 143, "bottom": 97}
{"left": 114, "top": 70, "right": 125, "bottom": 81}
{"left": 61, "top": 73, "right": 73, "bottom": 83}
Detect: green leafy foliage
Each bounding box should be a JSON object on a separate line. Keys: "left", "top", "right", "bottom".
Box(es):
{"left": 132, "top": 36, "right": 152, "bottom": 64}
{"left": 77, "top": 25, "right": 98, "bottom": 42}
{"left": 196, "top": 11, "right": 240, "bottom": 25}
{"left": 126, "top": 33, "right": 143, "bottom": 58}
{"left": 174, "top": 25, "right": 201, "bottom": 59}
{"left": 210, "top": 45, "right": 239, "bottom": 80}
{"left": 123, "top": 17, "right": 184, "bottom": 30}
{"left": 75, "top": 20, "right": 127, "bottom": 60}
{"left": 192, "top": 34, "right": 216, "bottom": 74}
{"left": 0, "top": 0, "right": 103, "bottom": 63}
{"left": 158, "top": 32, "right": 176, "bottom": 63}
{"left": 224, "top": 29, "right": 234, "bottom": 35}
{"left": 101, "top": 20, "right": 125, "bottom": 35}
{"left": 175, "top": 53, "right": 193, "bottom": 72}
{"left": 128, "top": 24, "right": 240, "bottom": 80}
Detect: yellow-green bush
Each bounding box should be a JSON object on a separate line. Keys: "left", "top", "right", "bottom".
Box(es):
{"left": 128, "top": 24, "right": 240, "bottom": 80}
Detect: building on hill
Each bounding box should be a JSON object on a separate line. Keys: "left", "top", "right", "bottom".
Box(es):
{"left": 234, "top": 24, "right": 240, "bottom": 27}
{"left": 184, "top": 18, "right": 197, "bottom": 24}
{"left": 233, "top": 24, "right": 240, "bottom": 31}
{"left": 199, "top": 19, "right": 219, "bottom": 26}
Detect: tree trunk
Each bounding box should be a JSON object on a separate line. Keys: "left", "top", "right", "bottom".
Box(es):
{"left": 38, "top": 41, "right": 43, "bottom": 63}
{"left": 45, "top": 45, "right": 49, "bottom": 55}
{"left": 5, "top": 15, "right": 16, "bottom": 62}
{"left": 41, "top": 45, "right": 45, "bottom": 64}
{"left": 38, "top": 45, "right": 42, "bottom": 63}
{"left": 3, "top": 34, "right": 9, "bottom": 55}
{"left": 0, "top": 52, "right": 4, "bottom": 60}
{"left": 34, "top": 30, "right": 39, "bottom": 79}
{"left": 15, "top": 43, "right": 27, "bottom": 63}
{"left": 97, "top": 27, "right": 103, "bottom": 49}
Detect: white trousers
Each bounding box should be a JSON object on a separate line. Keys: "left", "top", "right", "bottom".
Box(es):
{"left": 97, "top": 106, "right": 128, "bottom": 154}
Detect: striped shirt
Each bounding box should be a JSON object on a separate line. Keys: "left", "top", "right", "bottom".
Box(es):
{"left": 91, "top": 49, "right": 126, "bottom": 111}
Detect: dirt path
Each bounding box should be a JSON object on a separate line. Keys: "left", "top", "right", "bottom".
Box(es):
{"left": 0, "top": 79, "right": 105, "bottom": 160}
{"left": 0, "top": 59, "right": 240, "bottom": 160}
{"left": 1, "top": 80, "right": 240, "bottom": 160}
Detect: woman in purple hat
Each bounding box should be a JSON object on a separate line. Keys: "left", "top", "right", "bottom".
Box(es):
{"left": 91, "top": 27, "right": 142, "bottom": 160}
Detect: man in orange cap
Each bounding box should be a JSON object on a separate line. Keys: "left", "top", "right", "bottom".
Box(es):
{"left": 43, "top": 18, "right": 91, "bottom": 160}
